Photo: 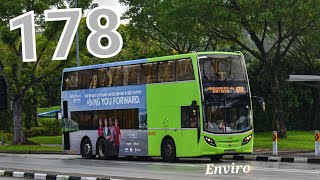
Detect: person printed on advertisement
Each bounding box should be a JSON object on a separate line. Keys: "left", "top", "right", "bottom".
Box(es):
{"left": 108, "top": 117, "right": 116, "bottom": 145}
{"left": 104, "top": 119, "right": 111, "bottom": 140}
{"left": 98, "top": 119, "right": 103, "bottom": 137}
{"left": 114, "top": 118, "right": 121, "bottom": 156}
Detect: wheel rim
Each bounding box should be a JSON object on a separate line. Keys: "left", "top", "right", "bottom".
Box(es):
{"left": 165, "top": 144, "right": 172, "bottom": 157}
{"left": 84, "top": 143, "right": 91, "bottom": 154}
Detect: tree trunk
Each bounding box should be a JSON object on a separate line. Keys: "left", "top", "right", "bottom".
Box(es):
{"left": 12, "top": 96, "right": 26, "bottom": 144}
{"left": 33, "top": 89, "right": 39, "bottom": 127}
{"left": 269, "top": 66, "right": 287, "bottom": 138}
{"left": 45, "top": 82, "right": 51, "bottom": 107}
{"left": 33, "top": 107, "right": 39, "bottom": 127}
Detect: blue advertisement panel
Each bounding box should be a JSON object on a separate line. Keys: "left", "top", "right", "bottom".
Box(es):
{"left": 62, "top": 85, "right": 146, "bottom": 111}
{"left": 119, "top": 130, "right": 148, "bottom": 156}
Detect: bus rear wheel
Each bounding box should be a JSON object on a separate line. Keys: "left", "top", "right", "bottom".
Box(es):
{"left": 162, "top": 138, "right": 178, "bottom": 162}
{"left": 97, "top": 138, "right": 108, "bottom": 160}
{"left": 81, "top": 138, "right": 94, "bottom": 159}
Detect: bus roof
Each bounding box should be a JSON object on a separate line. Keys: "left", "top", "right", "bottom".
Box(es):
{"left": 63, "top": 58, "right": 147, "bottom": 72}
{"left": 63, "top": 51, "right": 242, "bottom": 73}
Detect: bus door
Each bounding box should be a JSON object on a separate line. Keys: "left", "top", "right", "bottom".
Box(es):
{"left": 179, "top": 102, "right": 199, "bottom": 156}
{"left": 63, "top": 101, "right": 70, "bottom": 150}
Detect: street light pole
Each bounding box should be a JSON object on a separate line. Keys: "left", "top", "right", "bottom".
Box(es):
{"left": 75, "top": 0, "right": 80, "bottom": 67}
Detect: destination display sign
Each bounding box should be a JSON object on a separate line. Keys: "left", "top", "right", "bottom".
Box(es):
{"left": 206, "top": 86, "right": 245, "bottom": 94}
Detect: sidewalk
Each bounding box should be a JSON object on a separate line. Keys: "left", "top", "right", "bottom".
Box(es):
{"left": 253, "top": 148, "right": 315, "bottom": 157}
{"left": 221, "top": 148, "right": 320, "bottom": 163}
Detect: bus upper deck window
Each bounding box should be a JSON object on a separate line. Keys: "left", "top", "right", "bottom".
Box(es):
{"left": 176, "top": 59, "right": 194, "bottom": 81}
{"left": 123, "top": 66, "right": 129, "bottom": 86}
{"left": 78, "top": 70, "right": 92, "bottom": 89}
{"left": 109, "top": 67, "right": 123, "bottom": 86}
{"left": 90, "top": 71, "right": 98, "bottom": 88}
{"left": 63, "top": 72, "right": 78, "bottom": 90}
{"left": 125, "top": 65, "right": 140, "bottom": 85}
{"left": 96, "top": 68, "right": 107, "bottom": 88}
{"left": 158, "top": 61, "right": 175, "bottom": 82}
{"left": 141, "top": 63, "right": 157, "bottom": 84}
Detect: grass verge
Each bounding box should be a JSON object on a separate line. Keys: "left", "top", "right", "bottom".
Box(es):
{"left": 28, "top": 136, "right": 62, "bottom": 144}
{"left": 0, "top": 135, "right": 62, "bottom": 152}
{"left": 38, "top": 106, "right": 60, "bottom": 113}
{"left": 0, "top": 145, "right": 62, "bottom": 152}
{"left": 254, "top": 131, "right": 314, "bottom": 150}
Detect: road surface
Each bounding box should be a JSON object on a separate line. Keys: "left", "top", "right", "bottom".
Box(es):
{"left": 0, "top": 153, "right": 319, "bottom": 180}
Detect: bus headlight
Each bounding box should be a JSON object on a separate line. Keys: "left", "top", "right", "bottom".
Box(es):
{"left": 242, "top": 134, "right": 252, "bottom": 145}
{"left": 204, "top": 136, "right": 216, "bottom": 147}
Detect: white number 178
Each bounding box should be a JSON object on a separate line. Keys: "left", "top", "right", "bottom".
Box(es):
{"left": 9, "top": 7, "right": 123, "bottom": 62}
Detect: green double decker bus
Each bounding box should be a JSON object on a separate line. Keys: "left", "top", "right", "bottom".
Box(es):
{"left": 61, "top": 51, "right": 264, "bottom": 162}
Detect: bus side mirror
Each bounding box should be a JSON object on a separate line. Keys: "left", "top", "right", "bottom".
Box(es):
{"left": 252, "top": 96, "right": 265, "bottom": 112}
{"left": 190, "top": 100, "right": 197, "bottom": 116}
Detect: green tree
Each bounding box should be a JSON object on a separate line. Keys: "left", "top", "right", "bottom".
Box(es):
{"left": 0, "top": 0, "right": 92, "bottom": 144}
{"left": 197, "top": 0, "right": 320, "bottom": 137}
{"left": 288, "top": 30, "right": 320, "bottom": 129}
{"left": 121, "top": 0, "right": 320, "bottom": 137}
{"left": 119, "top": 0, "right": 221, "bottom": 53}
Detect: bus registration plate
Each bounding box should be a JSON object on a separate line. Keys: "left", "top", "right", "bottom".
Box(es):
{"left": 224, "top": 150, "right": 236, "bottom": 154}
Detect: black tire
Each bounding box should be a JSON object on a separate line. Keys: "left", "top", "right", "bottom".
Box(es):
{"left": 162, "top": 138, "right": 178, "bottom": 162}
{"left": 209, "top": 155, "right": 223, "bottom": 161}
{"left": 81, "top": 138, "right": 94, "bottom": 159}
{"left": 97, "top": 138, "right": 108, "bottom": 160}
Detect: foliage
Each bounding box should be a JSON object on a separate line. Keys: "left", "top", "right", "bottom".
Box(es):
{"left": 0, "top": 110, "right": 11, "bottom": 132}
{"left": 23, "top": 127, "right": 46, "bottom": 138}
{"left": 119, "top": 0, "right": 220, "bottom": 53}
{"left": 0, "top": 0, "right": 93, "bottom": 144}
{"left": 249, "top": 56, "right": 317, "bottom": 132}
{"left": 23, "top": 120, "right": 61, "bottom": 138}
{"left": 41, "top": 119, "right": 62, "bottom": 135}
{"left": 195, "top": 0, "right": 320, "bottom": 137}
{"left": 121, "top": 0, "right": 320, "bottom": 137}
{"left": 1, "top": 0, "right": 320, "bottom": 137}
{"left": 0, "top": 132, "right": 13, "bottom": 142}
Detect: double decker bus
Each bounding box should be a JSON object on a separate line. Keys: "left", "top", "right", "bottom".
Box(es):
{"left": 61, "top": 51, "right": 264, "bottom": 162}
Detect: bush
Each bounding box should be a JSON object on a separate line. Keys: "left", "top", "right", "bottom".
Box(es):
{"left": 41, "top": 120, "right": 62, "bottom": 136}
{"left": 0, "top": 132, "right": 13, "bottom": 142}
{"left": 23, "top": 120, "right": 62, "bottom": 138}
{"left": 23, "top": 127, "right": 47, "bottom": 138}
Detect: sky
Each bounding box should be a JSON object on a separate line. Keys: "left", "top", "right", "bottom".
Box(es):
{"left": 92, "top": 0, "right": 128, "bottom": 20}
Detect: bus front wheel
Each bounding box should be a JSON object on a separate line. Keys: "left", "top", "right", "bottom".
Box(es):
{"left": 162, "top": 138, "right": 178, "bottom": 163}
{"left": 97, "top": 138, "right": 108, "bottom": 160}
{"left": 81, "top": 138, "right": 94, "bottom": 159}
